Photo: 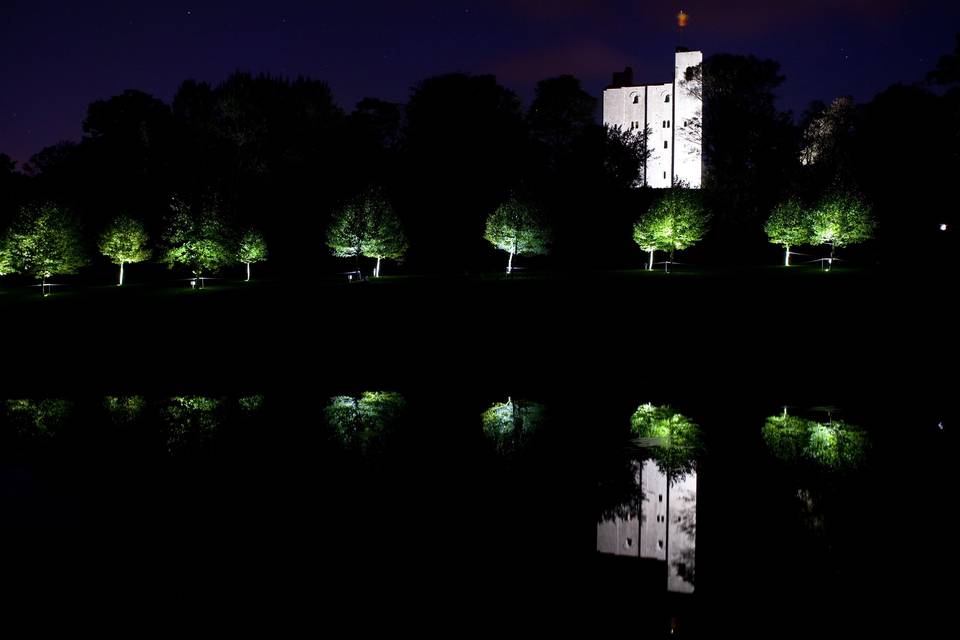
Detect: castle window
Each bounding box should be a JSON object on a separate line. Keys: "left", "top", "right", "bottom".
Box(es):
{"left": 664, "top": 140, "right": 668, "bottom": 149}
{"left": 633, "top": 95, "right": 639, "bottom": 104}
{"left": 663, "top": 172, "right": 667, "bottom": 179}
{"left": 667, "top": 120, "right": 670, "bottom": 128}
{"left": 665, "top": 95, "right": 670, "bottom": 103}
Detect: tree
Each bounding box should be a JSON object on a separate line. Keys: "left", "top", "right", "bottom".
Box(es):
{"left": 809, "top": 192, "right": 875, "bottom": 269}
{"left": 633, "top": 206, "right": 668, "bottom": 270}
{"left": 236, "top": 227, "right": 268, "bottom": 282}
{"left": 482, "top": 397, "right": 546, "bottom": 456}
{"left": 528, "top": 75, "right": 597, "bottom": 152}
{"left": 484, "top": 198, "right": 550, "bottom": 274}
{"left": 1, "top": 202, "right": 88, "bottom": 294}
{"left": 682, "top": 55, "right": 796, "bottom": 245}
{"left": 361, "top": 200, "right": 407, "bottom": 277}
{"left": 630, "top": 403, "right": 702, "bottom": 481}
{"left": 764, "top": 198, "right": 811, "bottom": 266}
{"left": 327, "top": 188, "right": 404, "bottom": 277}
{"left": 635, "top": 189, "right": 710, "bottom": 272}
{"left": 99, "top": 215, "right": 151, "bottom": 285}
{"left": 799, "top": 96, "right": 859, "bottom": 190}
{"left": 161, "top": 198, "right": 234, "bottom": 286}
{"left": 325, "top": 391, "right": 407, "bottom": 453}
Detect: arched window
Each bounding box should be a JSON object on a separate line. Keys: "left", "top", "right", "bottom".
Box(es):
{"left": 631, "top": 93, "right": 639, "bottom": 104}
{"left": 665, "top": 94, "right": 670, "bottom": 103}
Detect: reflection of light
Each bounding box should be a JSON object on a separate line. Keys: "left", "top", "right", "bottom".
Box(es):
{"left": 940, "top": 223, "right": 948, "bottom": 231}
{"left": 939, "top": 421, "right": 944, "bottom": 430}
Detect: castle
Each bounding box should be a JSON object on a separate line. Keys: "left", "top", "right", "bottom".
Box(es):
{"left": 602, "top": 48, "right": 703, "bottom": 189}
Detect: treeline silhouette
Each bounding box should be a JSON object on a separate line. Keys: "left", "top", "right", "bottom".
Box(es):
{"left": 1, "top": 39, "right": 958, "bottom": 280}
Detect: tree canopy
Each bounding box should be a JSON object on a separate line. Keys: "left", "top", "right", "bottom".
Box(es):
{"left": 764, "top": 198, "right": 811, "bottom": 265}
{"left": 1, "top": 202, "right": 88, "bottom": 283}
{"left": 99, "top": 215, "right": 151, "bottom": 284}
{"left": 484, "top": 197, "right": 550, "bottom": 273}
{"left": 808, "top": 191, "right": 875, "bottom": 259}
{"left": 482, "top": 397, "right": 546, "bottom": 455}
{"left": 325, "top": 391, "right": 407, "bottom": 453}
{"left": 161, "top": 198, "right": 234, "bottom": 277}
{"left": 634, "top": 189, "right": 710, "bottom": 268}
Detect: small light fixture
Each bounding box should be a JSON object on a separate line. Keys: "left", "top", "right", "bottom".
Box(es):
{"left": 940, "top": 223, "right": 948, "bottom": 231}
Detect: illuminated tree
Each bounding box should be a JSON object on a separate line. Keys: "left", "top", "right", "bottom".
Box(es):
{"left": 483, "top": 198, "right": 550, "bottom": 274}
{"left": 160, "top": 396, "right": 223, "bottom": 452}
{"left": 762, "top": 409, "right": 868, "bottom": 471}
{"left": 3, "top": 398, "right": 72, "bottom": 438}
{"left": 161, "top": 198, "right": 234, "bottom": 286}
{"left": 809, "top": 192, "right": 875, "bottom": 269}
{"left": 325, "top": 391, "right": 406, "bottom": 453}
{"left": 764, "top": 198, "right": 811, "bottom": 266}
{"left": 630, "top": 403, "right": 703, "bottom": 480}
{"left": 482, "top": 397, "right": 546, "bottom": 455}
{"left": 635, "top": 189, "right": 709, "bottom": 272}
{"left": 362, "top": 204, "right": 407, "bottom": 278}
{"left": 327, "top": 188, "right": 404, "bottom": 277}
{"left": 103, "top": 395, "right": 147, "bottom": 424}
{"left": 1, "top": 202, "right": 88, "bottom": 294}
{"left": 236, "top": 227, "right": 268, "bottom": 282}
{"left": 99, "top": 215, "right": 151, "bottom": 285}
{"left": 633, "top": 207, "right": 668, "bottom": 270}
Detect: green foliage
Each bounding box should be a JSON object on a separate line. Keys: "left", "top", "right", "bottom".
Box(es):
{"left": 161, "top": 198, "right": 234, "bottom": 276}
{"left": 809, "top": 192, "right": 875, "bottom": 252}
{"left": 484, "top": 198, "right": 550, "bottom": 257}
{"left": 328, "top": 189, "right": 400, "bottom": 259}
{"left": 236, "top": 227, "right": 268, "bottom": 265}
{"left": 764, "top": 198, "right": 811, "bottom": 249}
{"left": 0, "top": 242, "right": 12, "bottom": 276}
{"left": 763, "top": 411, "right": 868, "bottom": 471}
{"left": 482, "top": 398, "right": 546, "bottom": 455}
{"left": 238, "top": 394, "right": 265, "bottom": 413}
{"left": 1, "top": 202, "right": 88, "bottom": 280}
{"left": 630, "top": 403, "right": 703, "bottom": 480}
{"left": 634, "top": 189, "right": 710, "bottom": 257}
{"left": 103, "top": 395, "right": 147, "bottom": 424}
{"left": 3, "top": 398, "right": 72, "bottom": 437}
{"left": 325, "top": 391, "right": 406, "bottom": 452}
{"left": 99, "top": 215, "right": 151, "bottom": 266}
{"left": 160, "top": 396, "right": 223, "bottom": 452}
{"left": 363, "top": 204, "right": 408, "bottom": 262}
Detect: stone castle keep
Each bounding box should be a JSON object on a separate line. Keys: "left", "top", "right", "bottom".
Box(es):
{"left": 603, "top": 48, "right": 703, "bottom": 189}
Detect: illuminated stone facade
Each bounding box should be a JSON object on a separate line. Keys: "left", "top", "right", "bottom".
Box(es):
{"left": 602, "top": 49, "right": 703, "bottom": 189}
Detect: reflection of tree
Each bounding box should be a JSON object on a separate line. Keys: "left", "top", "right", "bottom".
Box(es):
{"left": 325, "top": 391, "right": 406, "bottom": 453}
{"left": 160, "top": 396, "right": 223, "bottom": 453}
{"left": 596, "top": 457, "right": 643, "bottom": 522}
{"left": 238, "top": 394, "right": 265, "bottom": 414}
{"left": 3, "top": 399, "right": 72, "bottom": 438}
{"left": 103, "top": 395, "right": 146, "bottom": 424}
{"left": 763, "top": 410, "right": 868, "bottom": 471}
{"left": 481, "top": 397, "right": 545, "bottom": 456}
{"left": 630, "top": 403, "right": 703, "bottom": 482}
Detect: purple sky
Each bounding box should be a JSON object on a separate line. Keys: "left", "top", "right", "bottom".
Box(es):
{"left": 1, "top": 0, "right": 956, "bottom": 165}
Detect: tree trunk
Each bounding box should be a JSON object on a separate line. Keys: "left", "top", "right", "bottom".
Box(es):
{"left": 375, "top": 256, "right": 381, "bottom": 278}
{"left": 507, "top": 250, "right": 514, "bottom": 274}
{"left": 784, "top": 245, "right": 790, "bottom": 267}
{"left": 42, "top": 274, "right": 46, "bottom": 296}
{"left": 119, "top": 261, "right": 124, "bottom": 286}
{"left": 246, "top": 262, "right": 251, "bottom": 282}
{"left": 648, "top": 250, "right": 654, "bottom": 271}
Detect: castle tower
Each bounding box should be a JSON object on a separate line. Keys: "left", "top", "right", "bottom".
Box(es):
{"left": 602, "top": 49, "right": 703, "bottom": 188}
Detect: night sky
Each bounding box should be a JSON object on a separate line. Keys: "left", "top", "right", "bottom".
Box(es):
{"left": 2, "top": 0, "right": 957, "bottom": 165}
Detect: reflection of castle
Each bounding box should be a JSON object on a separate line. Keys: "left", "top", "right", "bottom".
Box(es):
{"left": 596, "top": 460, "right": 697, "bottom": 593}
{"left": 602, "top": 48, "right": 703, "bottom": 189}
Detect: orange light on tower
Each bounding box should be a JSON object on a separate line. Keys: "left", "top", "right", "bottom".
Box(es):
{"left": 677, "top": 10, "right": 689, "bottom": 28}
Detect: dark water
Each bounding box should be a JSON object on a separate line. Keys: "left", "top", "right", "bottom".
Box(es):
{"left": 1, "top": 383, "right": 946, "bottom": 633}
{"left": 1, "top": 271, "right": 952, "bottom": 630}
